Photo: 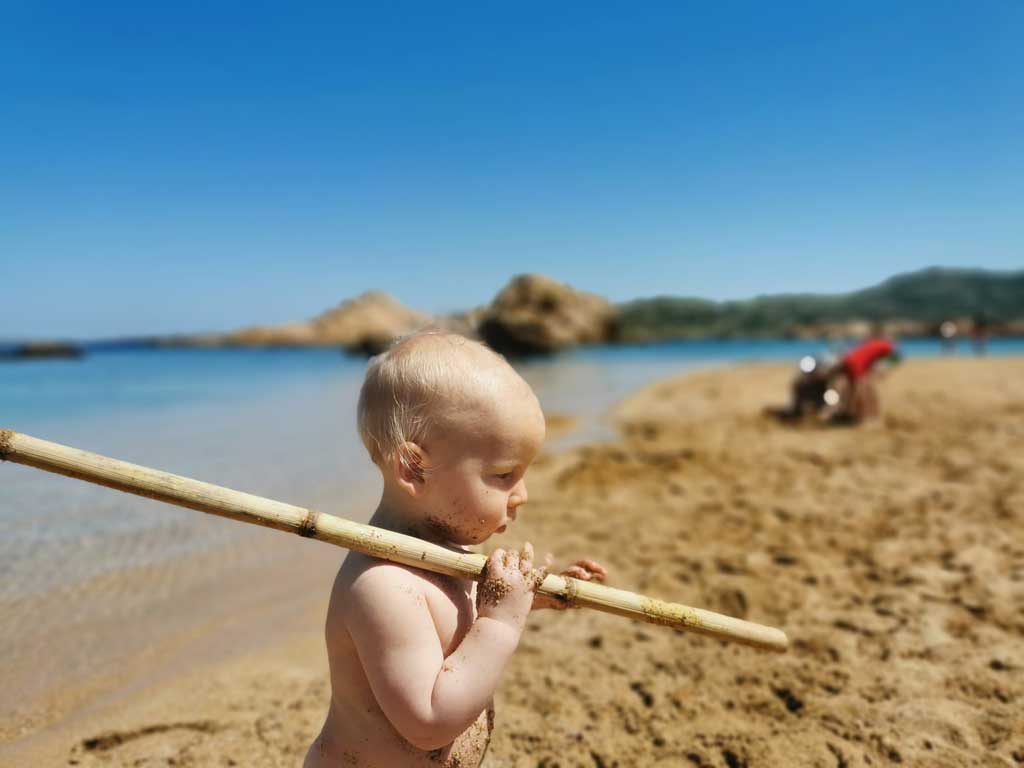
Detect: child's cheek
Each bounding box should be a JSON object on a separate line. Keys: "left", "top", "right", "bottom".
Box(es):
{"left": 476, "top": 487, "right": 499, "bottom": 527}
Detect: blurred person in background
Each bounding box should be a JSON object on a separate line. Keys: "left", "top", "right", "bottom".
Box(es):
{"left": 971, "top": 314, "right": 990, "bottom": 356}
{"left": 765, "top": 352, "right": 839, "bottom": 423}
{"left": 767, "top": 331, "right": 901, "bottom": 426}
{"left": 831, "top": 331, "right": 901, "bottom": 423}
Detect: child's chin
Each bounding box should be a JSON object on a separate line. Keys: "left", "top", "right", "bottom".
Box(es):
{"left": 452, "top": 530, "right": 489, "bottom": 546}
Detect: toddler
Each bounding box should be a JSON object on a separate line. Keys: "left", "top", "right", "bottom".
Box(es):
{"left": 304, "top": 331, "right": 605, "bottom": 767}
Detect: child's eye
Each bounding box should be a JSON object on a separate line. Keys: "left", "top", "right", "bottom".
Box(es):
{"left": 495, "top": 472, "right": 515, "bottom": 481}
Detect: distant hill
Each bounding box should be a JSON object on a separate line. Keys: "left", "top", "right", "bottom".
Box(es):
{"left": 618, "top": 267, "right": 1024, "bottom": 339}
{"left": 7, "top": 266, "right": 1022, "bottom": 352}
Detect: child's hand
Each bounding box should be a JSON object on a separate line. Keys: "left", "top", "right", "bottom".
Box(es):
{"left": 476, "top": 543, "right": 547, "bottom": 629}
{"left": 532, "top": 558, "right": 607, "bottom": 610}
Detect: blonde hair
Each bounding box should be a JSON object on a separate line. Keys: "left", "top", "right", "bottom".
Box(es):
{"left": 357, "top": 330, "right": 513, "bottom": 470}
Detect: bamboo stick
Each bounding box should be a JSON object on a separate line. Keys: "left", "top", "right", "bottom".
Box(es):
{"left": 0, "top": 429, "right": 789, "bottom": 652}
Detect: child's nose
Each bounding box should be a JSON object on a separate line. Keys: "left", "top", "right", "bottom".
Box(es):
{"left": 509, "top": 484, "right": 528, "bottom": 509}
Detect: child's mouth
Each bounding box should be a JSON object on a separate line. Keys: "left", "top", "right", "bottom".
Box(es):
{"left": 496, "top": 524, "right": 508, "bottom": 533}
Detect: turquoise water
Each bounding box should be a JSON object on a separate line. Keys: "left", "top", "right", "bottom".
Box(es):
{"left": 0, "top": 346, "right": 362, "bottom": 427}
{"left": 5, "top": 337, "right": 1022, "bottom": 430}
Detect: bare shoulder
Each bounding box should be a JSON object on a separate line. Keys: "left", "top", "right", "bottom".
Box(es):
{"left": 336, "top": 553, "right": 433, "bottom": 614}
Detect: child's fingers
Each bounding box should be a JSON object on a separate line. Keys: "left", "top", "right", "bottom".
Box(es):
{"left": 563, "top": 565, "right": 592, "bottom": 580}
{"left": 490, "top": 548, "right": 511, "bottom": 576}
{"left": 503, "top": 548, "right": 520, "bottom": 571}
{"left": 528, "top": 565, "right": 548, "bottom": 591}
{"left": 519, "top": 542, "right": 534, "bottom": 573}
{"left": 577, "top": 559, "right": 608, "bottom": 580}
{"left": 522, "top": 541, "right": 534, "bottom": 563}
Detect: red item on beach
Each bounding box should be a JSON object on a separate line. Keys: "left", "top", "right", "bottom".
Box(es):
{"left": 843, "top": 338, "right": 895, "bottom": 380}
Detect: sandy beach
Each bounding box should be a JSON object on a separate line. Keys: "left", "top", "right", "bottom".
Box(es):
{"left": 4, "top": 357, "right": 1023, "bottom": 767}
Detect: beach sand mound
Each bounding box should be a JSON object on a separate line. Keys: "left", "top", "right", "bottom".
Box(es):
{"left": 488, "top": 358, "right": 1024, "bottom": 767}
{"left": 18, "top": 358, "right": 1024, "bottom": 767}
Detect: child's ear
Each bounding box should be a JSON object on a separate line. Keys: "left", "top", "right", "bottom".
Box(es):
{"left": 393, "top": 441, "right": 428, "bottom": 497}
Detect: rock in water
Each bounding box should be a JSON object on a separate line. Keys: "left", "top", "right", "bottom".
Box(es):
{"left": 478, "top": 274, "right": 618, "bottom": 355}
{"left": 0, "top": 341, "right": 85, "bottom": 361}
{"left": 223, "top": 292, "right": 427, "bottom": 355}
{"left": 310, "top": 291, "right": 427, "bottom": 355}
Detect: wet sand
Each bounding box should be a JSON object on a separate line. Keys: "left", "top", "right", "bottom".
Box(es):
{"left": 4, "top": 357, "right": 1023, "bottom": 767}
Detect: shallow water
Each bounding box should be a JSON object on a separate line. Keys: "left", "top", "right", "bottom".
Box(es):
{"left": 1, "top": 337, "right": 1021, "bottom": 739}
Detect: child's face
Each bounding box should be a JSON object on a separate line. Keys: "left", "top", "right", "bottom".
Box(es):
{"left": 419, "top": 389, "right": 545, "bottom": 545}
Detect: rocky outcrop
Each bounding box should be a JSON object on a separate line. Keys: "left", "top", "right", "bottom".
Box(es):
{"left": 223, "top": 322, "right": 319, "bottom": 347}
{"left": 214, "top": 292, "right": 427, "bottom": 355}
{"left": 478, "top": 274, "right": 619, "bottom": 355}
{"left": 308, "top": 291, "right": 428, "bottom": 354}
{"left": 436, "top": 306, "right": 487, "bottom": 340}
{"left": 0, "top": 341, "right": 85, "bottom": 361}
{"left": 165, "top": 278, "right": 618, "bottom": 356}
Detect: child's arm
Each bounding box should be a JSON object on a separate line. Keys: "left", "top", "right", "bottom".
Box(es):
{"left": 346, "top": 544, "right": 544, "bottom": 751}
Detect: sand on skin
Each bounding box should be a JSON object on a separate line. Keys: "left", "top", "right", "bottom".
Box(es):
{"left": 4, "top": 357, "right": 1023, "bottom": 767}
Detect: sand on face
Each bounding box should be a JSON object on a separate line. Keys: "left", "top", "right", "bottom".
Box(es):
{"left": 5, "top": 358, "right": 1024, "bottom": 767}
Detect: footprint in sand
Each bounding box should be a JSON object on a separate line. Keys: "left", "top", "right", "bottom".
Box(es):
{"left": 68, "top": 721, "right": 223, "bottom": 766}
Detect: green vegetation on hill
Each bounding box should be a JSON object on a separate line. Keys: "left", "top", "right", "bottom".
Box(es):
{"left": 618, "top": 267, "right": 1024, "bottom": 339}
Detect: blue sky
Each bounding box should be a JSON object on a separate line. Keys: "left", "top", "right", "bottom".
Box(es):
{"left": 2, "top": 1, "right": 1021, "bottom": 339}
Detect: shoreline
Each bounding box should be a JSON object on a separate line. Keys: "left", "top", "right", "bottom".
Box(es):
{"left": 0, "top": 531, "right": 344, "bottom": 766}
{"left": 3, "top": 357, "right": 1023, "bottom": 766}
